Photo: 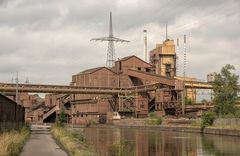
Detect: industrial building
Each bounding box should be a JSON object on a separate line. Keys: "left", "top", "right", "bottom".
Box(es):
{"left": 0, "top": 37, "right": 203, "bottom": 124}
{"left": 36, "top": 38, "right": 198, "bottom": 124}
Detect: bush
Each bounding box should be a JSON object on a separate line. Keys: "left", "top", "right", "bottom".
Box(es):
{"left": 149, "top": 112, "right": 157, "bottom": 118}
{"left": 146, "top": 112, "right": 162, "bottom": 125}
{"left": 201, "top": 111, "right": 216, "bottom": 129}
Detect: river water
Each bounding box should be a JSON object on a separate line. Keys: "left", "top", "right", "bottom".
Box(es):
{"left": 81, "top": 127, "right": 240, "bottom": 156}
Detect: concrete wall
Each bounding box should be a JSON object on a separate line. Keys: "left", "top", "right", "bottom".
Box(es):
{"left": 0, "top": 94, "right": 25, "bottom": 131}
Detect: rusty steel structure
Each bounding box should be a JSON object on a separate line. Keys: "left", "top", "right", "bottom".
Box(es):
{"left": 0, "top": 82, "right": 167, "bottom": 94}
{"left": 0, "top": 78, "right": 213, "bottom": 95}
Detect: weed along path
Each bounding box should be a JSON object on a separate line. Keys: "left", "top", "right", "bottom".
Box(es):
{"left": 20, "top": 125, "right": 68, "bottom": 156}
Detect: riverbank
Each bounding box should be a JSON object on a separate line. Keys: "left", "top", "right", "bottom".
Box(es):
{"left": 51, "top": 126, "right": 95, "bottom": 156}
{"left": 69, "top": 124, "right": 240, "bottom": 137}
{"left": 0, "top": 126, "right": 30, "bottom": 156}
{"left": 67, "top": 118, "right": 240, "bottom": 137}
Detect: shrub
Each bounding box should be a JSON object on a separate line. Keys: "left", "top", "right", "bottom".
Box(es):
{"left": 155, "top": 117, "right": 163, "bottom": 125}
{"left": 149, "top": 112, "right": 157, "bottom": 118}
{"left": 201, "top": 111, "right": 216, "bottom": 129}
{"left": 146, "top": 112, "right": 162, "bottom": 125}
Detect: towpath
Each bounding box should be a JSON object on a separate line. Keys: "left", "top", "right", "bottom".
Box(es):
{"left": 20, "top": 125, "right": 68, "bottom": 156}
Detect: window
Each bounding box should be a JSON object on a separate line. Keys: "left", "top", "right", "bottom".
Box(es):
{"left": 166, "top": 64, "right": 171, "bottom": 78}
{"left": 119, "top": 61, "right": 122, "bottom": 70}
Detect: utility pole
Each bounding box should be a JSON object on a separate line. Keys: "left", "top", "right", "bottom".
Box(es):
{"left": 15, "top": 71, "right": 19, "bottom": 104}
{"left": 91, "top": 12, "right": 130, "bottom": 68}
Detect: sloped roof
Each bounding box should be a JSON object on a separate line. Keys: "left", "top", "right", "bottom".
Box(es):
{"left": 77, "top": 67, "right": 116, "bottom": 75}
{"left": 118, "top": 55, "right": 135, "bottom": 61}
{"left": 117, "top": 55, "right": 153, "bottom": 67}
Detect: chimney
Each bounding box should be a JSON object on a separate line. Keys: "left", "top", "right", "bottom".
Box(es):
{"left": 143, "top": 29, "right": 147, "bottom": 62}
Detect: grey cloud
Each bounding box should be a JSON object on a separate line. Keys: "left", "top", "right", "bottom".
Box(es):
{"left": 0, "top": 0, "right": 240, "bottom": 84}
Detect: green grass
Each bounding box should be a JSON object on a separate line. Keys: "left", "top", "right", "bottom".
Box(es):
{"left": 51, "top": 126, "right": 94, "bottom": 156}
{"left": 0, "top": 126, "right": 30, "bottom": 156}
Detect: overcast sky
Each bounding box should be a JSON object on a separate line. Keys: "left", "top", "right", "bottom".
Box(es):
{"left": 0, "top": 0, "right": 239, "bottom": 85}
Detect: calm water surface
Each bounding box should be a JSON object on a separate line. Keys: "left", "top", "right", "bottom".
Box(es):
{"left": 80, "top": 127, "right": 240, "bottom": 156}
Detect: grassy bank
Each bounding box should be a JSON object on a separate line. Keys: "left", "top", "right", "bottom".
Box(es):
{"left": 51, "top": 126, "right": 94, "bottom": 156}
{"left": 0, "top": 126, "right": 30, "bottom": 156}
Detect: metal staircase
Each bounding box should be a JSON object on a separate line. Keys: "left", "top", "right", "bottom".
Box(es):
{"left": 42, "top": 105, "right": 57, "bottom": 122}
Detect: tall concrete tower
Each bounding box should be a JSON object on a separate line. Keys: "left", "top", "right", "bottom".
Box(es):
{"left": 149, "top": 39, "right": 176, "bottom": 78}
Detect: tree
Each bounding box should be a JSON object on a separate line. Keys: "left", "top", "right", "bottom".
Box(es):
{"left": 212, "top": 64, "right": 239, "bottom": 116}
{"left": 57, "top": 108, "right": 67, "bottom": 126}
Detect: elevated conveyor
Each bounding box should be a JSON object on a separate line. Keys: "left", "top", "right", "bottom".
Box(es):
{"left": 127, "top": 69, "right": 175, "bottom": 87}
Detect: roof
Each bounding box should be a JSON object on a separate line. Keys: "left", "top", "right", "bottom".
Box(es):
{"left": 77, "top": 66, "right": 116, "bottom": 75}
{"left": 0, "top": 93, "right": 17, "bottom": 104}
{"left": 118, "top": 55, "right": 136, "bottom": 61}
{"left": 0, "top": 94, "right": 24, "bottom": 108}
{"left": 117, "top": 55, "right": 153, "bottom": 67}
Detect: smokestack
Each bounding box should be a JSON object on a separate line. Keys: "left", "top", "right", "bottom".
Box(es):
{"left": 143, "top": 29, "right": 147, "bottom": 62}
{"left": 166, "top": 23, "right": 168, "bottom": 40}
{"left": 183, "top": 35, "right": 187, "bottom": 79}
{"left": 176, "top": 38, "right": 179, "bottom": 76}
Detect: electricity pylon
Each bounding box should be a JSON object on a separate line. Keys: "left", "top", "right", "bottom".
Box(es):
{"left": 91, "top": 12, "right": 130, "bottom": 68}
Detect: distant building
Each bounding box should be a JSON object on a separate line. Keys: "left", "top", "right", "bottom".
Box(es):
{"left": 207, "top": 72, "right": 217, "bottom": 82}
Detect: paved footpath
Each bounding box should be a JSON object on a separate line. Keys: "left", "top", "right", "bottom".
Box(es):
{"left": 20, "top": 125, "right": 68, "bottom": 156}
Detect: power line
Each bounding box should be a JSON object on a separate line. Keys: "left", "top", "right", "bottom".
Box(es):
{"left": 169, "top": 1, "right": 237, "bottom": 35}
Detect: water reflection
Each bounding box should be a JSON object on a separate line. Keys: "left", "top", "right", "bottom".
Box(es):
{"left": 81, "top": 127, "right": 240, "bottom": 156}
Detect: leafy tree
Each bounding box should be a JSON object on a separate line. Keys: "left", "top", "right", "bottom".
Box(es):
{"left": 57, "top": 108, "right": 67, "bottom": 126}
{"left": 212, "top": 64, "right": 239, "bottom": 116}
